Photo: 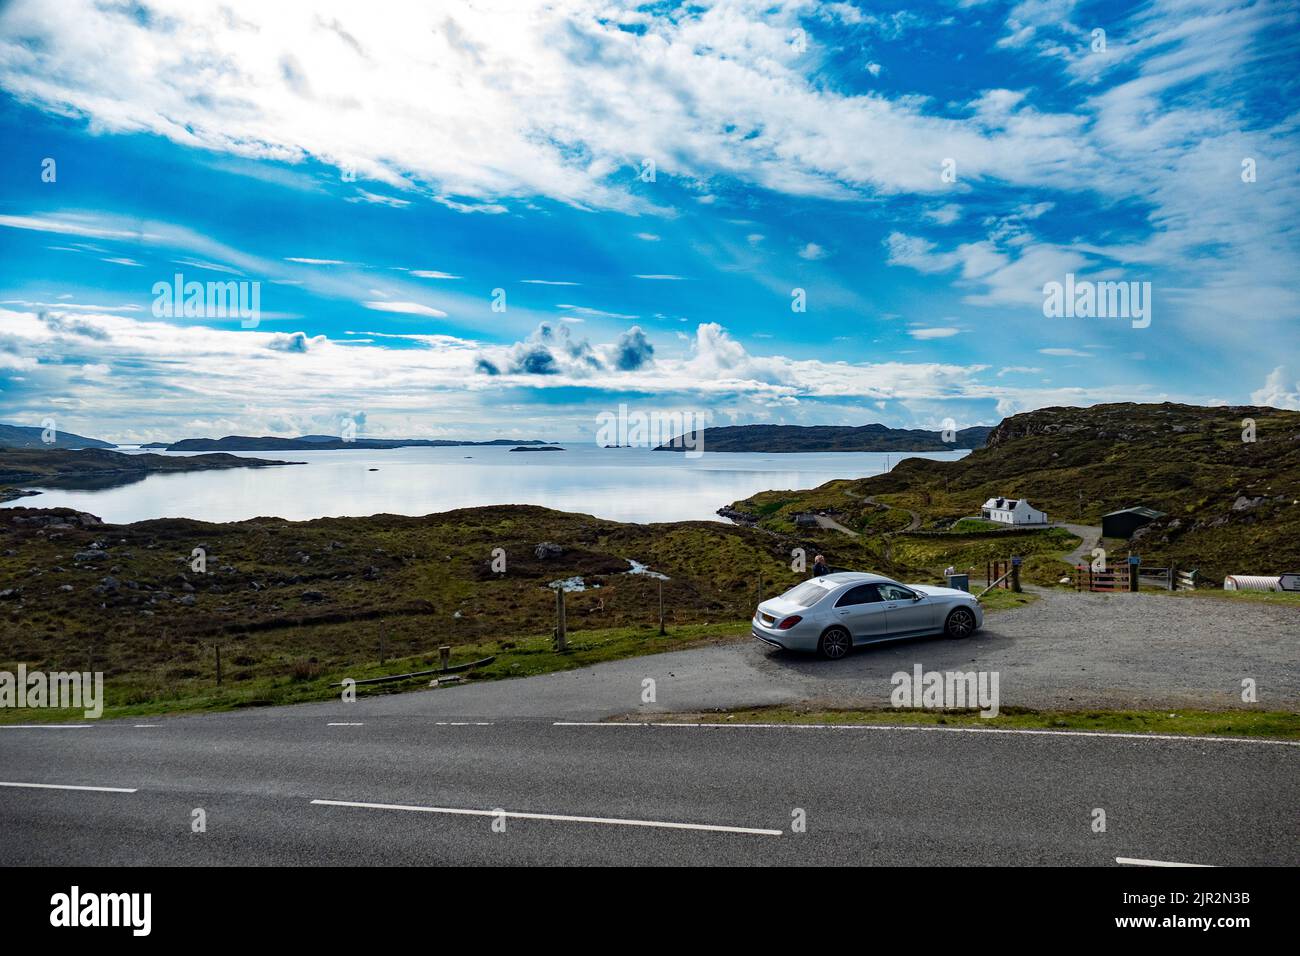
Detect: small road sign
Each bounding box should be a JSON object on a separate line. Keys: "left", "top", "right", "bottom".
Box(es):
{"left": 1280, "top": 573, "right": 1300, "bottom": 591}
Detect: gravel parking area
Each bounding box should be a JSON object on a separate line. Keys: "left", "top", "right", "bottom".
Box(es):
{"left": 310, "top": 586, "right": 1297, "bottom": 721}
{"left": 751, "top": 587, "right": 1300, "bottom": 711}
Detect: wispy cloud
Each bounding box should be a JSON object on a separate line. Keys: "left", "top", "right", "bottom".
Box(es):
{"left": 362, "top": 301, "right": 449, "bottom": 318}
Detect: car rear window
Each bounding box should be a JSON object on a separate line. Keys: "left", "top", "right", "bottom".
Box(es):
{"left": 782, "top": 581, "right": 831, "bottom": 607}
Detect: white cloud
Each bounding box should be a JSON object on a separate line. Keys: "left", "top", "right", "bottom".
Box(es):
{"left": 909, "top": 327, "right": 961, "bottom": 340}
{"left": 923, "top": 204, "right": 962, "bottom": 226}
{"left": 0, "top": 0, "right": 1117, "bottom": 215}
{"left": 267, "top": 332, "right": 328, "bottom": 353}
{"left": 362, "top": 301, "right": 449, "bottom": 318}
{"left": 1251, "top": 367, "right": 1300, "bottom": 410}
{"left": 0, "top": 213, "right": 149, "bottom": 240}
{"left": 347, "top": 189, "right": 411, "bottom": 207}
{"left": 556, "top": 304, "right": 639, "bottom": 320}
{"left": 797, "top": 242, "right": 828, "bottom": 260}
{"left": 0, "top": 304, "right": 1172, "bottom": 437}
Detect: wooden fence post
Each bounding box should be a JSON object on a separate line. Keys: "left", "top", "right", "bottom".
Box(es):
{"left": 658, "top": 580, "right": 666, "bottom": 636}
{"left": 214, "top": 643, "right": 222, "bottom": 686}
{"left": 554, "top": 587, "right": 567, "bottom": 652}
{"left": 439, "top": 645, "right": 450, "bottom": 671}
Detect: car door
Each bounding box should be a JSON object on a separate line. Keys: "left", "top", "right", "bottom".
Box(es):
{"left": 832, "top": 584, "right": 889, "bottom": 643}
{"left": 877, "top": 583, "right": 937, "bottom": 636}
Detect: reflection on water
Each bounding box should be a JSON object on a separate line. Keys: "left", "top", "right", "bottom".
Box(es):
{"left": 1, "top": 445, "right": 969, "bottom": 525}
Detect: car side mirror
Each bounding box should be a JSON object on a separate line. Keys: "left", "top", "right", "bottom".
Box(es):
{"left": 913, "top": 594, "right": 924, "bottom": 601}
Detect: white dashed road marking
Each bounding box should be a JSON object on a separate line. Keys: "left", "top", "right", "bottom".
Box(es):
{"left": 1116, "top": 857, "right": 1213, "bottom": 867}
{"left": 0, "top": 781, "right": 137, "bottom": 793}
{"left": 0, "top": 724, "right": 93, "bottom": 730}
{"left": 311, "top": 798, "right": 782, "bottom": 836}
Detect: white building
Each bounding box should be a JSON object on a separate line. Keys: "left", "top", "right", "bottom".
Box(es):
{"left": 981, "top": 496, "right": 1048, "bottom": 526}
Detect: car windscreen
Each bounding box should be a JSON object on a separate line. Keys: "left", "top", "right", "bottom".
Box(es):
{"left": 781, "top": 581, "right": 831, "bottom": 607}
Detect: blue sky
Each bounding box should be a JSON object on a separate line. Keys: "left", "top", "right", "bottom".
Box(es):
{"left": 0, "top": 0, "right": 1297, "bottom": 443}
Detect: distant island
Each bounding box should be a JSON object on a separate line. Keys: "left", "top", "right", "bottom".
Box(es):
{"left": 0, "top": 448, "right": 303, "bottom": 501}
{"left": 7, "top": 425, "right": 555, "bottom": 453}
{"left": 0, "top": 423, "right": 117, "bottom": 450}
{"left": 510, "top": 445, "right": 565, "bottom": 452}
{"left": 162, "top": 436, "right": 552, "bottom": 451}
{"left": 655, "top": 422, "right": 993, "bottom": 453}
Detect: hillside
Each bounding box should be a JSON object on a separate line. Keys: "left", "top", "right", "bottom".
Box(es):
{"left": 724, "top": 403, "right": 1300, "bottom": 584}
{"left": 0, "top": 423, "right": 116, "bottom": 449}
{"left": 0, "top": 503, "right": 877, "bottom": 716}
{"left": 656, "top": 422, "right": 992, "bottom": 452}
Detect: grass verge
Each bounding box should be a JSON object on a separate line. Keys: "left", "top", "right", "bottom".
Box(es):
{"left": 0, "top": 620, "right": 749, "bottom": 724}
{"left": 655, "top": 705, "right": 1300, "bottom": 740}
{"left": 1147, "top": 588, "right": 1300, "bottom": 607}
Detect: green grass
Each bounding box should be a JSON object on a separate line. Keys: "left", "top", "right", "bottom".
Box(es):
{"left": 974, "top": 588, "right": 1038, "bottom": 612}
{"left": 951, "top": 517, "right": 1001, "bottom": 532}
{"left": 1149, "top": 588, "right": 1300, "bottom": 607}
{"left": 888, "top": 527, "right": 1079, "bottom": 574}
{"left": 0, "top": 620, "right": 751, "bottom": 724}
{"left": 658, "top": 705, "right": 1300, "bottom": 740}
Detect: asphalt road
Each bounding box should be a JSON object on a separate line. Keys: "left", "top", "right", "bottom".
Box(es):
{"left": 2, "top": 713, "right": 1296, "bottom": 866}
{"left": 2, "top": 590, "right": 1295, "bottom": 865}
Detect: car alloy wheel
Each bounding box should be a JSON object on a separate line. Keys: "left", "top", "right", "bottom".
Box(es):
{"left": 818, "top": 626, "right": 851, "bottom": 660}
{"left": 945, "top": 607, "right": 975, "bottom": 639}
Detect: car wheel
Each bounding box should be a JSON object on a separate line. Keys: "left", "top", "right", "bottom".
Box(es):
{"left": 944, "top": 607, "right": 976, "bottom": 639}
{"left": 817, "top": 626, "right": 852, "bottom": 660}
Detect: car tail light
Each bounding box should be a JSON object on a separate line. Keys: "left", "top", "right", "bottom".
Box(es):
{"left": 776, "top": 615, "right": 802, "bottom": 630}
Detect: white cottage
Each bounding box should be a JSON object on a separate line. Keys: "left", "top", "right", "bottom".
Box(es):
{"left": 981, "top": 496, "right": 1047, "bottom": 526}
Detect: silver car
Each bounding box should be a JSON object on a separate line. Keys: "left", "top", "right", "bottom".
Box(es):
{"left": 751, "top": 572, "right": 983, "bottom": 660}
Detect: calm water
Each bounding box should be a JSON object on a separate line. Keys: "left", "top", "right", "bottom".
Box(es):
{"left": 3, "top": 445, "right": 970, "bottom": 524}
